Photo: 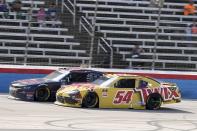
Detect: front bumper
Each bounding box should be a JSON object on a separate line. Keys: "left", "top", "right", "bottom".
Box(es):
{"left": 8, "top": 95, "right": 20, "bottom": 100}
{"left": 55, "top": 95, "right": 81, "bottom": 107}
{"left": 9, "top": 87, "right": 34, "bottom": 101}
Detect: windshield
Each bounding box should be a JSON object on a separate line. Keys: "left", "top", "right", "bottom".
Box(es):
{"left": 44, "top": 70, "right": 69, "bottom": 81}
{"left": 92, "top": 76, "right": 117, "bottom": 87}
{"left": 92, "top": 76, "right": 110, "bottom": 85}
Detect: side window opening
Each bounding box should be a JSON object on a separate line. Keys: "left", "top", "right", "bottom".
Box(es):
{"left": 115, "top": 79, "right": 136, "bottom": 88}
{"left": 73, "top": 73, "right": 87, "bottom": 82}
{"left": 87, "top": 72, "right": 103, "bottom": 82}
{"left": 65, "top": 72, "right": 88, "bottom": 83}
{"left": 138, "top": 80, "right": 148, "bottom": 88}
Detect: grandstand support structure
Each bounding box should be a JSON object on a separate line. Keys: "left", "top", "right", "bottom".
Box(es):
{"left": 152, "top": 0, "right": 165, "bottom": 70}
{"left": 88, "top": 0, "right": 98, "bottom": 68}
{"left": 24, "top": 0, "right": 33, "bottom": 65}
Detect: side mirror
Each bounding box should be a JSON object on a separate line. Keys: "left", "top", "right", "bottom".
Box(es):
{"left": 61, "top": 80, "right": 67, "bottom": 85}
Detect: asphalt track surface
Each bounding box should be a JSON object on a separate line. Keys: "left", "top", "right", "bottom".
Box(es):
{"left": 0, "top": 94, "right": 197, "bottom": 131}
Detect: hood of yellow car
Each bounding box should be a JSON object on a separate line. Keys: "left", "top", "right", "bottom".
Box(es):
{"left": 57, "top": 83, "right": 100, "bottom": 95}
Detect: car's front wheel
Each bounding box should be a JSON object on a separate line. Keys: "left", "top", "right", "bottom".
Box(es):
{"left": 82, "top": 92, "right": 99, "bottom": 108}
{"left": 35, "top": 87, "right": 50, "bottom": 102}
{"left": 146, "top": 93, "right": 162, "bottom": 110}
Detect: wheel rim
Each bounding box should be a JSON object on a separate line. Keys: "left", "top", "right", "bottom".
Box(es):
{"left": 36, "top": 88, "right": 50, "bottom": 101}
{"left": 84, "top": 93, "right": 98, "bottom": 108}
{"left": 148, "top": 96, "right": 161, "bottom": 109}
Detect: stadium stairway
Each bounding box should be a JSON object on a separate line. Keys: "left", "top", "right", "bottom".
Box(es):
{"left": 59, "top": 0, "right": 129, "bottom": 68}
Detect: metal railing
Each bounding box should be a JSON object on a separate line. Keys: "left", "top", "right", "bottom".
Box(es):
{"left": 79, "top": 16, "right": 113, "bottom": 68}
{"left": 61, "top": 0, "right": 76, "bottom": 25}
{"left": 79, "top": 16, "right": 93, "bottom": 36}
{"left": 98, "top": 37, "right": 113, "bottom": 68}
{"left": 60, "top": 0, "right": 114, "bottom": 68}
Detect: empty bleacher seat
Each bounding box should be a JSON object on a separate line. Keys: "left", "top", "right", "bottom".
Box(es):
{"left": 76, "top": 0, "right": 197, "bottom": 70}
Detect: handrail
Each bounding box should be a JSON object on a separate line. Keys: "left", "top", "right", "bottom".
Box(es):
{"left": 79, "top": 16, "right": 93, "bottom": 36}
{"left": 63, "top": 0, "right": 113, "bottom": 68}
{"left": 79, "top": 15, "right": 113, "bottom": 68}
{"left": 82, "top": 16, "right": 93, "bottom": 30}
{"left": 62, "top": 2, "right": 74, "bottom": 15}
{"left": 98, "top": 42, "right": 107, "bottom": 53}
{"left": 68, "top": 0, "right": 74, "bottom": 7}
{"left": 99, "top": 37, "right": 113, "bottom": 68}
{"left": 61, "top": 0, "right": 76, "bottom": 25}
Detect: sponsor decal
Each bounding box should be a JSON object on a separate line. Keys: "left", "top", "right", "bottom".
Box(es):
{"left": 17, "top": 78, "right": 44, "bottom": 85}
{"left": 26, "top": 92, "right": 34, "bottom": 96}
{"left": 113, "top": 87, "right": 180, "bottom": 105}
{"left": 26, "top": 92, "right": 34, "bottom": 99}
{"left": 102, "top": 89, "right": 108, "bottom": 97}
{"left": 135, "top": 87, "right": 180, "bottom": 104}
{"left": 71, "top": 83, "right": 97, "bottom": 89}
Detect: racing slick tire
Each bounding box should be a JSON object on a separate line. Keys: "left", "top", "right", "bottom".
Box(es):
{"left": 82, "top": 92, "right": 99, "bottom": 108}
{"left": 35, "top": 87, "right": 50, "bottom": 102}
{"left": 146, "top": 93, "right": 162, "bottom": 110}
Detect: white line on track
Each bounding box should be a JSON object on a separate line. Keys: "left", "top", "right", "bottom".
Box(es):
{"left": 0, "top": 94, "right": 197, "bottom": 131}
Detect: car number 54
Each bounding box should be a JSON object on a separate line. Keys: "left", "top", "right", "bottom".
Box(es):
{"left": 113, "top": 90, "right": 134, "bottom": 104}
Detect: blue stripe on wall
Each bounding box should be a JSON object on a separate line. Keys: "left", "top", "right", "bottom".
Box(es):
{"left": 0, "top": 73, "right": 46, "bottom": 93}
{"left": 0, "top": 73, "right": 196, "bottom": 99}
{"left": 159, "top": 79, "right": 197, "bottom": 99}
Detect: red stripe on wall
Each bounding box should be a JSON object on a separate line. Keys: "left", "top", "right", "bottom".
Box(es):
{"left": 0, "top": 68, "right": 54, "bottom": 74}
{"left": 106, "top": 72, "right": 197, "bottom": 80}
{"left": 0, "top": 68, "right": 197, "bottom": 80}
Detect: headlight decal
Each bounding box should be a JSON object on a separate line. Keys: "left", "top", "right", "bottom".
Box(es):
{"left": 67, "top": 90, "right": 82, "bottom": 100}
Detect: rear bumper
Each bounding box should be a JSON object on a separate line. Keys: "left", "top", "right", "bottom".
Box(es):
{"left": 175, "top": 99, "right": 181, "bottom": 103}
{"left": 163, "top": 99, "right": 181, "bottom": 104}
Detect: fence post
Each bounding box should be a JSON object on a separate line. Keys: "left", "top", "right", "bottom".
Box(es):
{"left": 73, "top": 0, "right": 76, "bottom": 25}
{"left": 24, "top": 0, "right": 33, "bottom": 65}
{"left": 61, "top": 0, "right": 64, "bottom": 13}
{"left": 152, "top": 0, "right": 164, "bottom": 70}
{"left": 88, "top": 0, "right": 98, "bottom": 68}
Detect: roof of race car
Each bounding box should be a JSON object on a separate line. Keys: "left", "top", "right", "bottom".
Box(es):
{"left": 104, "top": 74, "right": 161, "bottom": 83}
{"left": 57, "top": 68, "right": 103, "bottom": 73}
{"left": 105, "top": 73, "right": 139, "bottom": 78}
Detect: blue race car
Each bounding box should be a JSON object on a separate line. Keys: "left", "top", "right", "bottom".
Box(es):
{"left": 9, "top": 68, "right": 103, "bottom": 101}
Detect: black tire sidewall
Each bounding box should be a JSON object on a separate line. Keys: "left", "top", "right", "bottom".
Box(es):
{"left": 35, "top": 87, "right": 50, "bottom": 102}
{"left": 82, "top": 92, "right": 99, "bottom": 108}
{"left": 146, "top": 93, "right": 162, "bottom": 110}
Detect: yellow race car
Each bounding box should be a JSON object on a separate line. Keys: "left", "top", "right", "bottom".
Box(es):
{"left": 55, "top": 74, "right": 181, "bottom": 110}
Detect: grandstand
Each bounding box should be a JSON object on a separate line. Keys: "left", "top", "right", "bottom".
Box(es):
{"left": 0, "top": 0, "right": 197, "bottom": 70}
{"left": 74, "top": 0, "right": 197, "bottom": 70}
{"left": 0, "top": 0, "right": 90, "bottom": 66}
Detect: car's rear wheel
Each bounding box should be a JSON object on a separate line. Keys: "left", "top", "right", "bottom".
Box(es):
{"left": 82, "top": 92, "right": 99, "bottom": 108}
{"left": 146, "top": 93, "right": 162, "bottom": 110}
{"left": 35, "top": 87, "right": 50, "bottom": 102}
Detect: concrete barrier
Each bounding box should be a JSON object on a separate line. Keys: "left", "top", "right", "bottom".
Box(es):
{"left": 0, "top": 65, "right": 196, "bottom": 99}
